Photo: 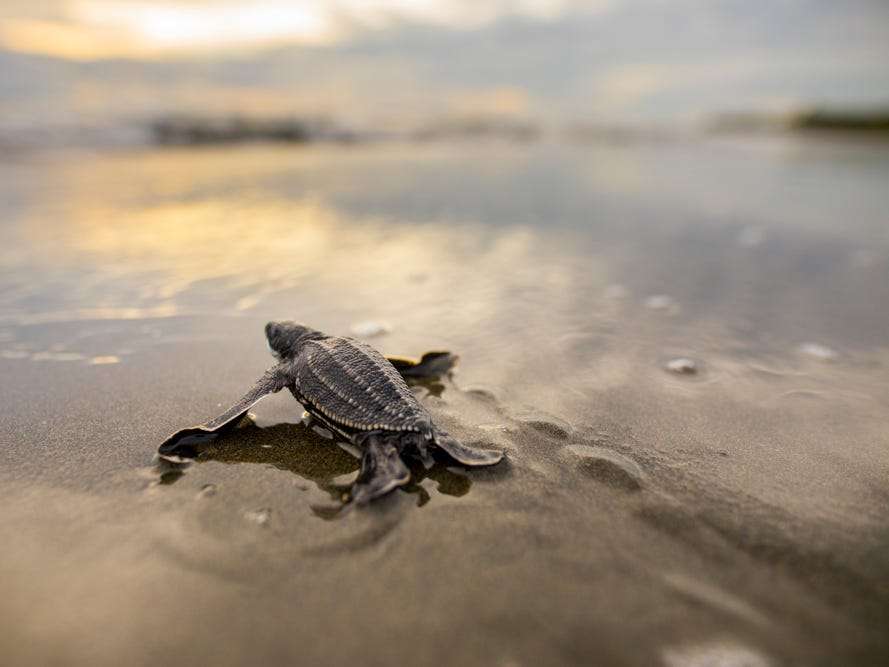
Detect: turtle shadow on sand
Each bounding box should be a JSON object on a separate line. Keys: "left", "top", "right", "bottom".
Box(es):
{"left": 155, "top": 418, "right": 475, "bottom": 520}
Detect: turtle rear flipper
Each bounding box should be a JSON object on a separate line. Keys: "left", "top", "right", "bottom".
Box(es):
{"left": 349, "top": 433, "right": 410, "bottom": 504}
{"left": 386, "top": 351, "right": 458, "bottom": 380}
{"left": 158, "top": 363, "right": 288, "bottom": 460}
{"left": 433, "top": 429, "right": 504, "bottom": 467}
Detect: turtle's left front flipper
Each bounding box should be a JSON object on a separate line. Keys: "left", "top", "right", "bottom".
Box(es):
{"left": 158, "top": 363, "right": 289, "bottom": 460}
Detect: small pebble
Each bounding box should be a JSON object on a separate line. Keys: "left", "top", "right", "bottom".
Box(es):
{"left": 197, "top": 484, "right": 217, "bottom": 498}
{"left": 350, "top": 320, "right": 392, "bottom": 337}
{"left": 90, "top": 355, "right": 120, "bottom": 365}
{"left": 665, "top": 357, "right": 698, "bottom": 375}
{"left": 244, "top": 508, "right": 271, "bottom": 526}
{"left": 644, "top": 294, "right": 676, "bottom": 311}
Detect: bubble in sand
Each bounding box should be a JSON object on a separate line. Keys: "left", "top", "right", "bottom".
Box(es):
{"left": 798, "top": 342, "right": 837, "bottom": 360}
{"left": 644, "top": 294, "right": 677, "bottom": 311}
{"left": 245, "top": 508, "right": 271, "bottom": 526}
{"left": 563, "top": 445, "right": 644, "bottom": 491}
{"left": 350, "top": 320, "right": 392, "bottom": 337}
{"left": 665, "top": 357, "right": 698, "bottom": 375}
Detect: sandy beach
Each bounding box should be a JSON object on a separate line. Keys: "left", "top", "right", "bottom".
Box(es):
{"left": 2, "top": 139, "right": 889, "bottom": 665}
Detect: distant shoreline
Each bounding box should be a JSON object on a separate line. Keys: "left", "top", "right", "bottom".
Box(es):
{"left": 708, "top": 108, "right": 889, "bottom": 135}
{"left": 2, "top": 107, "right": 888, "bottom": 152}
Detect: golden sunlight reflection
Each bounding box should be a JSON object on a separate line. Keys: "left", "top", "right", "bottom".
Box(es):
{"left": 3, "top": 147, "right": 635, "bottom": 419}
{"left": 29, "top": 196, "right": 346, "bottom": 307}
{"left": 18, "top": 147, "right": 598, "bottom": 332}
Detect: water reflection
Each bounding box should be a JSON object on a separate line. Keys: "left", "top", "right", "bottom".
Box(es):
{"left": 2, "top": 144, "right": 885, "bottom": 361}
{"left": 2, "top": 142, "right": 887, "bottom": 355}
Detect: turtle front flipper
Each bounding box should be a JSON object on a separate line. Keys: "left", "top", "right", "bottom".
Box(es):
{"left": 349, "top": 433, "right": 411, "bottom": 504}
{"left": 433, "top": 429, "right": 504, "bottom": 467}
{"left": 386, "top": 351, "right": 458, "bottom": 381}
{"left": 158, "top": 363, "right": 289, "bottom": 460}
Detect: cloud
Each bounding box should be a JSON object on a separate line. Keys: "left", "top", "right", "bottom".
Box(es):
{"left": 0, "top": 0, "right": 888, "bottom": 132}
{"left": 0, "top": 0, "right": 615, "bottom": 59}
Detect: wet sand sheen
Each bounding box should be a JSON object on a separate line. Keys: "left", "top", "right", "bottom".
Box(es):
{"left": 1, "top": 140, "right": 889, "bottom": 665}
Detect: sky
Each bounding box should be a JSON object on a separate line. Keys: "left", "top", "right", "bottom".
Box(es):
{"left": 1, "top": 0, "right": 888, "bottom": 135}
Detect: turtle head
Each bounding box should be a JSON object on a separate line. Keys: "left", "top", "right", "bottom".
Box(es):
{"left": 265, "top": 321, "right": 321, "bottom": 360}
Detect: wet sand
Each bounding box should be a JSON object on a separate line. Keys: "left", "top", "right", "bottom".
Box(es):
{"left": 1, "top": 139, "right": 889, "bottom": 665}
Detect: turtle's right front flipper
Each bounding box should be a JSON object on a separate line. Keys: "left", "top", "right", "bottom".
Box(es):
{"left": 158, "top": 363, "right": 289, "bottom": 460}
{"left": 386, "top": 351, "right": 458, "bottom": 381}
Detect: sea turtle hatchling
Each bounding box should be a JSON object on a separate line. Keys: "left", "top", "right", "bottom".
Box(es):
{"left": 159, "top": 321, "right": 504, "bottom": 503}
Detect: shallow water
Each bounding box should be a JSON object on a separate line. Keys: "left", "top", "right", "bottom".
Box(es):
{"left": 1, "top": 137, "right": 888, "bottom": 665}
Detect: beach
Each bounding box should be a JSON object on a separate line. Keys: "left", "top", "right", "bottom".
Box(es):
{"left": 1, "top": 137, "right": 888, "bottom": 665}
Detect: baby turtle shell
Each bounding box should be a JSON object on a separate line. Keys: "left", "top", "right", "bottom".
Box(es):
{"left": 294, "top": 337, "right": 431, "bottom": 435}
